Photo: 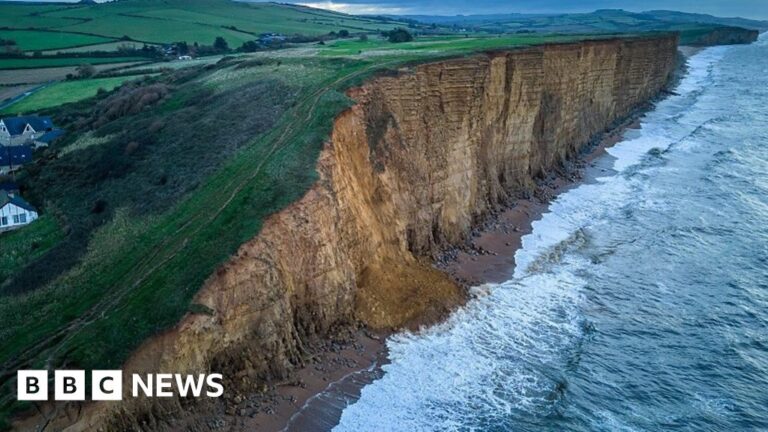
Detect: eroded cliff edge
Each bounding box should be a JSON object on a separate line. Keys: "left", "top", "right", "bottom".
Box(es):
{"left": 22, "top": 35, "right": 679, "bottom": 430}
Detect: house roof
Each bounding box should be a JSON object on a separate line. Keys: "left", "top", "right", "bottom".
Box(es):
{"left": 0, "top": 145, "right": 32, "bottom": 167}
{"left": 35, "top": 128, "right": 65, "bottom": 143}
{"left": 0, "top": 191, "right": 36, "bottom": 213}
{"left": 1, "top": 116, "right": 54, "bottom": 135}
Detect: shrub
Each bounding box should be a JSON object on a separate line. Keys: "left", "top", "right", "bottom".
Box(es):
{"left": 91, "top": 83, "right": 171, "bottom": 128}
{"left": 384, "top": 28, "right": 413, "bottom": 43}
{"left": 76, "top": 63, "right": 96, "bottom": 79}
{"left": 213, "top": 36, "right": 229, "bottom": 52}
{"left": 239, "top": 40, "right": 260, "bottom": 53}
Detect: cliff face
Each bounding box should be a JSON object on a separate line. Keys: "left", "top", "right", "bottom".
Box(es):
{"left": 685, "top": 26, "right": 759, "bottom": 46}
{"left": 23, "top": 35, "right": 678, "bottom": 430}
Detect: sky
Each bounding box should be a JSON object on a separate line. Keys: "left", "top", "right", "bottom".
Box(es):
{"left": 9, "top": 0, "right": 768, "bottom": 20}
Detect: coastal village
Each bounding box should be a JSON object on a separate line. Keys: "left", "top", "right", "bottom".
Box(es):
{"left": 0, "top": 115, "right": 63, "bottom": 231}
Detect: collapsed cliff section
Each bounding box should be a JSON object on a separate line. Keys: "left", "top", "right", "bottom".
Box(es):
{"left": 17, "top": 35, "right": 679, "bottom": 431}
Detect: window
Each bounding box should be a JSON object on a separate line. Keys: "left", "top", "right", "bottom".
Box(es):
{"left": 1, "top": 216, "right": 6, "bottom": 225}
{"left": 12, "top": 215, "right": 19, "bottom": 224}
{"left": 20, "top": 213, "right": 27, "bottom": 223}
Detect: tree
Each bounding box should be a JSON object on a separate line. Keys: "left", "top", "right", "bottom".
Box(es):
{"left": 239, "top": 41, "right": 260, "bottom": 53}
{"left": 338, "top": 29, "right": 350, "bottom": 38}
{"left": 384, "top": 28, "right": 413, "bottom": 43}
{"left": 213, "top": 36, "right": 229, "bottom": 52}
{"left": 1, "top": 39, "right": 19, "bottom": 55}
{"left": 174, "top": 41, "right": 189, "bottom": 56}
{"left": 76, "top": 63, "right": 96, "bottom": 78}
{"left": 358, "top": 34, "right": 369, "bottom": 42}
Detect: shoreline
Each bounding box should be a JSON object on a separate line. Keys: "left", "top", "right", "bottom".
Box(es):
{"left": 249, "top": 105, "right": 652, "bottom": 432}
{"left": 436, "top": 112, "right": 637, "bottom": 286}
{"left": 173, "top": 47, "right": 691, "bottom": 432}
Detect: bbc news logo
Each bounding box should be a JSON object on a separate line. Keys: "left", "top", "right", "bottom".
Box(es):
{"left": 17, "top": 370, "right": 224, "bottom": 401}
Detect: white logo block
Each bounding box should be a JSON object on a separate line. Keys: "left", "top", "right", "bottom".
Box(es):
{"left": 92, "top": 370, "right": 123, "bottom": 401}
{"left": 54, "top": 370, "right": 85, "bottom": 401}
{"left": 17, "top": 370, "right": 48, "bottom": 401}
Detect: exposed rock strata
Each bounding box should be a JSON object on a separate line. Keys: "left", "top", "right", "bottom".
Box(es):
{"left": 17, "top": 35, "right": 679, "bottom": 431}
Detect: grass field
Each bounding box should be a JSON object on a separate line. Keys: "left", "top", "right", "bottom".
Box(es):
{"left": 42, "top": 41, "right": 155, "bottom": 55}
{"left": 0, "top": 62, "right": 146, "bottom": 86}
{"left": 0, "top": 56, "right": 147, "bottom": 70}
{"left": 0, "top": 216, "right": 63, "bottom": 288}
{"left": 319, "top": 34, "right": 591, "bottom": 56}
{"left": 0, "top": 30, "right": 113, "bottom": 52}
{"left": 0, "top": 0, "right": 404, "bottom": 50}
{"left": 59, "top": 14, "right": 257, "bottom": 48}
{"left": 1, "top": 75, "right": 145, "bottom": 114}
{"left": 0, "top": 3, "right": 75, "bottom": 29}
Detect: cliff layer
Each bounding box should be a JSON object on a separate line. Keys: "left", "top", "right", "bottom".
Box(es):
{"left": 20, "top": 35, "right": 679, "bottom": 430}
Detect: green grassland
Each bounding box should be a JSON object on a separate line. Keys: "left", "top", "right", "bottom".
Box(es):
{"left": 57, "top": 14, "right": 257, "bottom": 48}
{"left": 0, "top": 33, "right": 669, "bottom": 426}
{"left": 0, "top": 0, "right": 404, "bottom": 50}
{"left": 1, "top": 75, "right": 146, "bottom": 115}
{"left": 42, "top": 41, "right": 158, "bottom": 55}
{"left": 320, "top": 34, "right": 598, "bottom": 56}
{"left": 0, "top": 3, "right": 75, "bottom": 29}
{"left": 0, "top": 56, "right": 146, "bottom": 69}
{"left": 0, "top": 215, "right": 63, "bottom": 287}
{"left": 0, "top": 30, "right": 113, "bottom": 52}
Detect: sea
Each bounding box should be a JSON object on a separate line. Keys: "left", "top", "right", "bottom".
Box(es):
{"left": 333, "top": 33, "right": 768, "bottom": 432}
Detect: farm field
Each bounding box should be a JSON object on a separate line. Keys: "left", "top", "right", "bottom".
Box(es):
{"left": 42, "top": 41, "right": 156, "bottom": 55}
{"left": 0, "top": 56, "right": 147, "bottom": 70}
{"left": 58, "top": 15, "right": 257, "bottom": 48}
{"left": 0, "top": 62, "right": 145, "bottom": 86}
{"left": 0, "top": 0, "right": 405, "bottom": 51}
{"left": 0, "top": 85, "right": 36, "bottom": 103}
{"left": 0, "top": 3, "right": 74, "bottom": 29}
{"left": 0, "top": 30, "right": 113, "bottom": 52}
{"left": 1, "top": 75, "right": 146, "bottom": 115}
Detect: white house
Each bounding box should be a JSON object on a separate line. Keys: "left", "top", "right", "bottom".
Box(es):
{"left": 0, "top": 190, "right": 38, "bottom": 232}
{"left": 0, "top": 115, "right": 63, "bottom": 148}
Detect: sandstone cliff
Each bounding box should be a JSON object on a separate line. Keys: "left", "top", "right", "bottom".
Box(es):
{"left": 19, "top": 35, "right": 679, "bottom": 430}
